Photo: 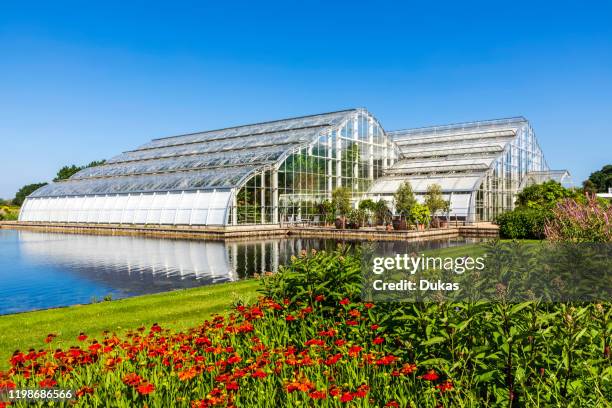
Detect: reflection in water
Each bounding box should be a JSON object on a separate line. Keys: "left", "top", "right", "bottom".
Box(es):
{"left": 0, "top": 229, "right": 480, "bottom": 315}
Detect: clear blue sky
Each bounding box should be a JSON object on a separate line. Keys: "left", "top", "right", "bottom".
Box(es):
{"left": 1, "top": 1, "right": 611, "bottom": 199}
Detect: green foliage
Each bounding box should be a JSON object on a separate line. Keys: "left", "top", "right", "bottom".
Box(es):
{"left": 424, "top": 184, "right": 449, "bottom": 215}
{"left": 394, "top": 181, "right": 416, "bottom": 218}
{"left": 347, "top": 208, "right": 367, "bottom": 228}
{"left": 0, "top": 205, "right": 20, "bottom": 221}
{"left": 496, "top": 208, "right": 548, "bottom": 239}
{"left": 261, "top": 247, "right": 611, "bottom": 407}
{"left": 358, "top": 198, "right": 376, "bottom": 212}
{"left": 373, "top": 199, "right": 392, "bottom": 225}
{"left": 331, "top": 187, "right": 351, "bottom": 217}
{"left": 317, "top": 199, "right": 336, "bottom": 224}
{"left": 516, "top": 181, "right": 582, "bottom": 211}
{"left": 54, "top": 160, "right": 107, "bottom": 181}
{"left": 585, "top": 164, "right": 612, "bottom": 193}
{"left": 260, "top": 246, "right": 363, "bottom": 305}
{"left": 409, "top": 202, "right": 431, "bottom": 226}
{"left": 54, "top": 165, "right": 82, "bottom": 181}
{"left": 13, "top": 183, "right": 47, "bottom": 206}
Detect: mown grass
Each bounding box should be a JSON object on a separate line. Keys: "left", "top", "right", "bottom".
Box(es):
{"left": 0, "top": 279, "right": 259, "bottom": 369}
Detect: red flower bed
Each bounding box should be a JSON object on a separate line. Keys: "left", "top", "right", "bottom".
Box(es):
{"left": 0, "top": 296, "right": 454, "bottom": 407}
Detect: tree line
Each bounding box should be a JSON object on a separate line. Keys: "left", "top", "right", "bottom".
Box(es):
{"left": 3, "top": 160, "right": 105, "bottom": 206}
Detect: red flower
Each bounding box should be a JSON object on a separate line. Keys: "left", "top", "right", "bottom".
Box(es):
{"left": 314, "top": 295, "right": 325, "bottom": 302}
{"left": 227, "top": 354, "right": 242, "bottom": 364}
{"left": 364, "top": 302, "right": 374, "bottom": 309}
{"left": 39, "top": 377, "right": 57, "bottom": 388}
{"left": 285, "top": 314, "right": 296, "bottom": 321}
{"left": 421, "top": 369, "right": 440, "bottom": 381}
{"left": 373, "top": 337, "right": 385, "bottom": 345}
{"left": 76, "top": 386, "right": 94, "bottom": 397}
{"left": 309, "top": 390, "right": 327, "bottom": 399}
{"left": 370, "top": 324, "right": 380, "bottom": 330}
{"left": 348, "top": 309, "right": 361, "bottom": 318}
{"left": 226, "top": 381, "right": 239, "bottom": 391}
{"left": 88, "top": 343, "right": 102, "bottom": 353}
{"left": 123, "top": 373, "right": 142, "bottom": 386}
{"left": 376, "top": 355, "right": 397, "bottom": 365}
{"left": 340, "top": 298, "right": 350, "bottom": 305}
{"left": 355, "top": 384, "right": 370, "bottom": 398}
{"left": 348, "top": 345, "right": 363, "bottom": 356}
{"left": 401, "top": 363, "right": 417, "bottom": 375}
{"left": 286, "top": 378, "right": 315, "bottom": 393}
{"left": 436, "top": 380, "right": 454, "bottom": 393}
{"left": 345, "top": 320, "right": 358, "bottom": 326}
{"left": 305, "top": 339, "right": 325, "bottom": 347}
{"left": 340, "top": 392, "right": 354, "bottom": 403}
{"left": 324, "top": 353, "right": 342, "bottom": 365}
{"left": 251, "top": 370, "right": 267, "bottom": 378}
{"left": 77, "top": 332, "right": 88, "bottom": 341}
{"left": 150, "top": 323, "right": 162, "bottom": 333}
{"left": 335, "top": 339, "right": 347, "bottom": 347}
{"left": 178, "top": 367, "right": 197, "bottom": 381}
{"left": 385, "top": 401, "right": 400, "bottom": 407}
{"left": 136, "top": 382, "right": 155, "bottom": 395}
{"left": 44, "top": 334, "right": 56, "bottom": 343}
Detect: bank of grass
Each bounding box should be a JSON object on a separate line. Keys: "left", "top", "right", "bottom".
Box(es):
{"left": 0, "top": 279, "right": 259, "bottom": 369}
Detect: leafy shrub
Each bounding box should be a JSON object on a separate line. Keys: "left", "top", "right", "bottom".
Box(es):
{"left": 496, "top": 208, "right": 548, "bottom": 239}
{"left": 260, "top": 246, "right": 363, "bottom": 306}
{"left": 394, "top": 181, "right": 416, "bottom": 219}
{"left": 515, "top": 180, "right": 582, "bottom": 211}
{"left": 409, "top": 203, "right": 431, "bottom": 226}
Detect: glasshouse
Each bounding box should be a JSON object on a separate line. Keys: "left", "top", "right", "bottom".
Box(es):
{"left": 19, "top": 110, "right": 564, "bottom": 225}
{"left": 20, "top": 109, "right": 398, "bottom": 225}
{"left": 367, "top": 117, "right": 557, "bottom": 222}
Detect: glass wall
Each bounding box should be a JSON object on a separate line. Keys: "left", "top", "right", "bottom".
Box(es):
{"left": 230, "top": 111, "right": 397, "bottom": 225}
{"left": 474, "top": 123, "right": 548, "bottom": 221}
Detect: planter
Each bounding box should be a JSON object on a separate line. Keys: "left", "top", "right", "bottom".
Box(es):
{"left": 392, "top": 218, "right": 407, "bottom": 231}
{"left": 335, "top": 217, "right": 346, "bottom": 229}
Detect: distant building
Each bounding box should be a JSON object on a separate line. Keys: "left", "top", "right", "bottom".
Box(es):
{"left": 597, "top": 188, "right": 612, "bottom": 200}
{"left": 19, "top": 110, "right": 567, "bottom": 225}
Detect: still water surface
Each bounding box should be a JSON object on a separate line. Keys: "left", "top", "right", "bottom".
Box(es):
{"left": 0, "top": 229, "right": 478, "bottom": 315}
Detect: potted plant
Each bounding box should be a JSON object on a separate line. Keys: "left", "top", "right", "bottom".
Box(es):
{"left": 410, "top": 203, "right": 431, "bottom": 231}
{"left": 393, "top": 182, "right": 416, "bottom": 230}
{"left": 424, "top": 184, "right": 450, "bottom": 229}
{"left": 332, "top": 187, "right": 351, "bottom": 229}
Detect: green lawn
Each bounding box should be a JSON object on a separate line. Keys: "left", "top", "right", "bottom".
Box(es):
{"left": 0, "top": 279, "right": 259, "bottom": 369}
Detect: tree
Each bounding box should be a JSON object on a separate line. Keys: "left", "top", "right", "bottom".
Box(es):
{"left": 582, "top": 179, "right": 598, "bottom": 195}
{"left": 54, "top": 160, "right": 106, "bottom": 181}
{"left": 585, "top": 164, "right": 612, "bottom": 193}
{"left": 410, "top": 203, "right": 431, "bottom": 227}
{"left": 373, "top": 199, "right": 392, "bottom": 225}
{"left": 424, "top": 184, "right": 449, "bottom": 216}
{"left": 394, "top": 181, "right": 416, "bottom": 219}
{"left": 317, "top": 199, "right": 336, "bottom": 225}
{"left": 515, "top": 180, "right": 582, "bottom": 211}
{"left": 331, "top": 187, "right": 351, "bottom": 228}
{"left": 14, "top": 183, "right": 48, "bottom": 206}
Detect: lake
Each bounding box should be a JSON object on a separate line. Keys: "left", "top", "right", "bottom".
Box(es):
{"left": 0, "top": 229, "right": 479, "bottom": 315}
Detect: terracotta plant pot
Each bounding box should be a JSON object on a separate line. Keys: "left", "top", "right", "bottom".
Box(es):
{"left": 335, "top": 217, "right": 345, "bottom": 229}
{"left": 392, "top": 218, "right": 407, "bottom": 230}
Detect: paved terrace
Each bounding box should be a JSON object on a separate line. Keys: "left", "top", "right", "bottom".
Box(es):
{"left": 0, "top": 221, "right": 498, "bottom": 242}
